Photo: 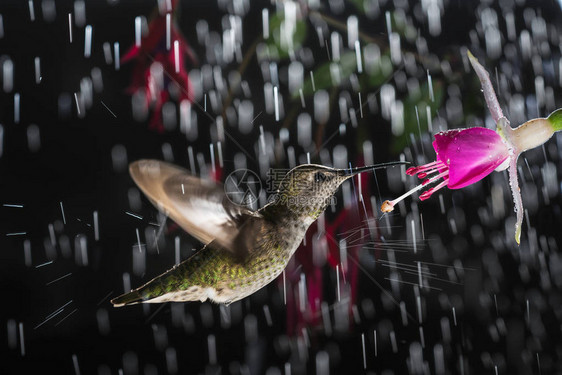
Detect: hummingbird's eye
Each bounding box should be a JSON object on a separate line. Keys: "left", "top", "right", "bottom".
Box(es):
{"left": 314, "top": 172, "right": 326, "bottom": 183}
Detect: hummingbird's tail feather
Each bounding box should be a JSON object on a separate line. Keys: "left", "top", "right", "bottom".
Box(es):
{"left": 111, "top": 290, "right": 144, "bottom": 307}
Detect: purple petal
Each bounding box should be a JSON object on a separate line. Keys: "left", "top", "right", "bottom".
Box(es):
{"left": 433, "top": 127, "right": 509, "bottom": 189}
{"left": 467, "top": 51, "right": 504, "bottom": 124}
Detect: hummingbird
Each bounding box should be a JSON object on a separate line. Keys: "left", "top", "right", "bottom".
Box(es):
{"left": 111, "top": 159, "right": 405, "bottom": 307}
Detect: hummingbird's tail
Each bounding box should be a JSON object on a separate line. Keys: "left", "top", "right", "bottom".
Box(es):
{"left": 111, "top": 290, "right": 144, "bottom": 307}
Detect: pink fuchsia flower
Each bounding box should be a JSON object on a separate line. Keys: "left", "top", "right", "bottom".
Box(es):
{"left": 382, "top": 51, "right": 562, "bottom": 244}
{"left": 380, "top": 126, "right": 509, "bottom": 207}
{"left": 122, "top": 0, "right": 195, "bottom": 132}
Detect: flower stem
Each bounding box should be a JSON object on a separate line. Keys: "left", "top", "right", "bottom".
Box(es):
{"left": 509, "top": 117, "right": 555, "bottom": 152}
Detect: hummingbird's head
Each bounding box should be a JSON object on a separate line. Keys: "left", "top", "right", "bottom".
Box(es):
{"left": 272, "top": 164, "right": 385, "bottom": 220}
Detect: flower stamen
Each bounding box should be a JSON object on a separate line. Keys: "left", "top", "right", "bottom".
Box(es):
{"left": 381, "top": 165, "right": 450, "bottom": 213}
{"left": 406, "top": 160, "right": 446, "bottom": 177}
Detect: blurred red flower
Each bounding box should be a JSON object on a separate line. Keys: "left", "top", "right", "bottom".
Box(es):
{"left": 122, "top": 0, "right": 195, "bottom": 132}
{"left": 285, "top": 158, "right": 379, "bottom": 336}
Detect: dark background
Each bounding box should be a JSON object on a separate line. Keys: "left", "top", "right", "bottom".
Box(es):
{"left": 1, "top": 0, "right": 562, "bottom": 374}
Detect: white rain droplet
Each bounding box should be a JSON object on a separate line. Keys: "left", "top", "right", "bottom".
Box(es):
{"left": 34, "top": 57, "right": 41, "bottom": 84}
{"left": 84, "top": 25, "right": 92, "bottom": 57}
{"left": 3, "top": 58, "right": 14, "bottom": 93}
{"left": 26, "top": 124, "right": 40, "bottom": 153}
{"left": 73, "top": 0, "right": 86, "bottom": 27}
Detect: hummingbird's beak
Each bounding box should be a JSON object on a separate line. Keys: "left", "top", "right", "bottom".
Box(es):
{"left": 341, "top": 161, "right": 410, "bottom": 177}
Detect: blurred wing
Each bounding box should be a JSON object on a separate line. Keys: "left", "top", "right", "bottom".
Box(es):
{"left": 129, "top": 160, "right": 263, "bottom": 258}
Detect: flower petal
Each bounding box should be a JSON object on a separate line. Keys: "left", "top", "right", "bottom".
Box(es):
{"left": 467, "top": 50, "right": 504, "bottom": 123}
{"left": 433, "top": 127, "right": 509, "bottom": 189}
{"left": 507, "top": 155, "right": 523, "bottom": 244}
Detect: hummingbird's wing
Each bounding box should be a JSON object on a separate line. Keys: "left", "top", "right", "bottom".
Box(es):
{"left": 129, "top": 160, "right": 263, "bottom": 259}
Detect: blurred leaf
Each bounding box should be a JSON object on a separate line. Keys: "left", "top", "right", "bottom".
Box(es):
{"left": 348, "top": 0, "right": 366, "bottom": 14}
{"left": 388, "top": 11, "right": 417, "bottom": 42}
{"left": 362, "top": 53, "right": 394, "bottom": 88}
{"left": 294, "top": 51, "right": 358, "bottom": 99}
{"left": 391, "top": 80, "right": 444, "bottom": 152}
{"left": 265, "top": 12, "right": 307, "bottom": 60}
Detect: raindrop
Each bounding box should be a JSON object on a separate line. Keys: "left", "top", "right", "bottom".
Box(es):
{"left": 84, "top": 25, "right": 92, "bottom": 57}
{"left": 244, "top": 314, "right": 258, "bottom": 343}
{"left": 535, "top": 76, "right": 545, "bottom": 108}
{"left": 111, "top": 144, "right": 128, "bottom": 173}
{"left": 165, "top": 347, "right": 178, "bottom": 374}
{"left": 28, "top": 0, "right": 36, "bottom": 21}
{"left": 73, "top": 0, "right": 86, "bottom": 27}
{"left": 7, "top": 319, "right": 17, "bottom": 349}
{"left": 262, "top": 8, "right": 269, "bottom": 39}
{"left": 134, "top": 16, "right": 142, "bottom": 47}
{"left": 113, "top": 42, "right": 120, "bottom": 70}
{"left": 329, "top": 63, "right": 341, "bottom": 86}
{"left": 196, "top": 20, "right": 209, "bottom": 45}
{"left": 80, "top": 77, "right": 93, "bottom": 109}
{"left": 297, "top": 113, "right": 312, "bottom": 148}
{"left": 380, "top": 84, "right": 395, "bottom": 120}
{"left": 389, "top": 32, "right": 401, "bottom": 65}
{"left": 122, "top": 272, "right": 131, "bottom": 294}
{"left": 39, "top": 0, "right": 55, "bottom": 22}
{"left": 122, "top": 351, "right": 139, "bottom": 375}
{"left": 96, "top": 309, "right": 110, "bottom": 336}
{"left": 27, "top": 124, "right": 40, "bottom": 153}
{"left": 330, "top": 31, "right": 341, "bottom": 62}
{"left": 263, "top": 82, "right": 273, "bottom": 114}
{"left": 485, "top": 27, "right": 502, "bottom": 60}
{"left": 391, "top": 100, "right": 404, "bottom": 136}
{"left": 314, "top": 90, "right": 329, "bottom": 124}
{"left": 34, "top": 57, "right": 41, "bottom": 84}
{"left": 74, "top": 234, "right": 88, "bottom": 267}
{"left": 14, "top": 93, "right": 20, "bottom": 123}
{"left": 23, "top": 240, "right": 31, "bottom": 266}
{"left": 91, "top": 68, "right": 103, "bottom": 93}
{"left": 152, "top": 324, "right": 168, "bottom": 351}
{"left": 338, "top": 95, "right": 349, "bottom": 123}
{"left": 132, "top": 243, "right": 146, "bottom": 276}
{"left": 162, "top": 102, "right": 177, "bottom": 131}
{"left": 427, "top": 4, "right": 441, "bottom": 36}
{"left": 347, "top": 15, "right": 358, "bottom": 48}
{"left": 519, "top": 30, "right": 531, "bottom": 61}
{"left": 208, "top": 334, "right": 217, "bottom": 365}
{"left": 333, "top": 145, "right": 347, "bottom": 169}
{"left": 131, "top": 90, "right": 148, "bottom": 122}
{"left": 288, "top": 61, "right": 303, "bottom": 95}
{"left": 102, "top": 42, "right": 112, "bottom": 65}
{"left": 316, "top": 351, "right": 330, "bottom": 375}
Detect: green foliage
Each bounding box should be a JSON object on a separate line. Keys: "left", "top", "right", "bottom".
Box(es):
{"left": 294, "top": 51, "right": 359, "bottom": 99}
{"left": 294, "top": 50, "right": 396, "bottom": 100}
{"left": 392, "top": 80, "right": 444, "bottom": 152}
{"left": 265, "top": 12, "right": 307, "bottom": 60}
{"left": 347, "top": 0, "right": 367, "bottom": 14}
{"left": 362, "top": 53, "right": 393, "bottom": 88}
